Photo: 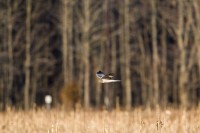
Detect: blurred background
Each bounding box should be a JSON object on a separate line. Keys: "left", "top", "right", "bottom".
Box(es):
{"left": 0, "top": 0, "right": 200, "bottom": 111}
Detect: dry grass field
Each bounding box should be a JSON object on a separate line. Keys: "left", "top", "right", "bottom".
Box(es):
{"left": 0, "top": 107, "right": 200, "bottom": 133}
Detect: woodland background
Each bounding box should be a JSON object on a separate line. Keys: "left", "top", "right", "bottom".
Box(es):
{"left": 0, "top": 0, "right": 200, "bottom": 111}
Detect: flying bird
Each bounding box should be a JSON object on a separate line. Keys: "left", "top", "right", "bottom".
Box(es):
{"left": 96, "top": 71, "right": 121, "bottom": 83}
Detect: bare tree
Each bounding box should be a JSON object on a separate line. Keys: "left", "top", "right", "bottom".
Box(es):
{"left": 138, "top": 32, "right": 151, "bottom": 107}
{"left": 62, "top": 0, "right": 69, "bottom": 84}
{"left": 176, "top": 0, "right": 188, "bottom": 107}
{"left": 160, "top": 21, "right": 168, "bottom": 107}
{"left": 123, "top": 0, "right": 132, "bottom": 110}
{"left": 0, "top": 0, "right": 7, "bottom": 110}
{"left": 6, "top": 0, "right": 13, "bottom": 107}
{"left": 151, "top": 0, "right": 159, "bottom": 106}
{"left": 24, "top": 0, "right": 31, "bottom": 110}
{"left": 82, "top": 0, "right": 90, "bottom": 108}
{"left": 193, "top": 1, "right": 200, "bottom": 93}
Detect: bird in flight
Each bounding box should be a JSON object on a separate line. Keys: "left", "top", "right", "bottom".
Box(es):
{"left": 96, "top": 71, "right": 121, "bottom": 83}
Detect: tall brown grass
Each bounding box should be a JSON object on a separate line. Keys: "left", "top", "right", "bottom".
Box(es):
{"left": 0, "top": 107, "right": 200, "bottom": 133}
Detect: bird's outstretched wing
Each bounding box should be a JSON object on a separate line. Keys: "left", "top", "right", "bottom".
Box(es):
{"left": 101, "top": 79, "right": 121, "bottom": 83}
{"left": 102, "top": 73, "right": 114, "bottom": 79}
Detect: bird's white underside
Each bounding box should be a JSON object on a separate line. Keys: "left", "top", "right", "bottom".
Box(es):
{"left": 99, "top": 79, "right": 121, "bottom": 83}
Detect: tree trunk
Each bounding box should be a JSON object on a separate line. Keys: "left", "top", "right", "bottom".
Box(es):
{"left": 7, "top": 0, "right": 13, "bottom": 107}
{"left": 24, "top": 0, "right": 31, "bottom": 110}
{"left": 138, "top": 33, "right": 149, "bottom": 107}
{"left": 177, "top": 0, "right": 188, "bottom": 108}
{"left": 69, "top": 3, "right": 74, "bottom": 81}
{"left": 123, "top": 0, "right": 132, "bottom": 110}
{"left": 111, "top": 34, "right": 117, "bottom": 107}
{"left": 62, "top": 0, "right": 68, "bottom": 84}
{"left": 193, "top": 0, "right": 200, "bottom": 102}
{"left": 151, "top": 0, "right": 159, "bottom": 107}
{"left": 31, "top": 63, "right": 38, "bottom": 108}
{"left": 83, "top": 0, "right": 90, "bottom": 108}
{"left": 160, "top": 22, "right": 167, "bottom": 107}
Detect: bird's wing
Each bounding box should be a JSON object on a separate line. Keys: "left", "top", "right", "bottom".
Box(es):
{"left": 100, "top": 79, "right": 121, "bottom": 83}
{"left": 102, "top": 73, "right": 114, "bottom": 79}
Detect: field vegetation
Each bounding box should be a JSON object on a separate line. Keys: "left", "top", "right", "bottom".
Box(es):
{"left": 1, "top": 107, "right": 200, "bottom": 133}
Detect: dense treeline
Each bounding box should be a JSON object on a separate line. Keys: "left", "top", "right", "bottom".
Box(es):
{"left": 0, "top": 0, "right": 200, "bottom": 110}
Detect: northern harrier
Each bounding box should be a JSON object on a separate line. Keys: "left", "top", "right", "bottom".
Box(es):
{"left": 96, "top": 71, "right": 121, "bottom": 83}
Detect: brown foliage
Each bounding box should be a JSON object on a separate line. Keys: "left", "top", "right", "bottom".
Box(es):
{"left": 59, "top": 81, "right": 80, "bottom": 110}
